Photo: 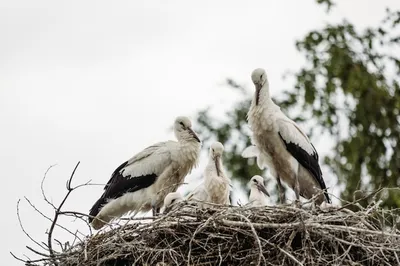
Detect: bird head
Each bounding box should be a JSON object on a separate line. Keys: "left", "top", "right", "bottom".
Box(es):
{"left": 251, "top": 68, "right": 268, "bottom": 105}
{"left": 174, "top": 116, "right": 201, "bottom": 143}
{"left": 163, "top": 192, "right": 183, "bottom": 213}
{"left": 210, "top": 142, "right": 224, "bottom": 158}
{"left": 210, "top": 142, "right": 224, "bottom": 176}
{"left": 250, "top": 175, "right": 270, "bottom": 197}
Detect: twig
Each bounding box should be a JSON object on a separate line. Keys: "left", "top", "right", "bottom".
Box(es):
{"left": 16, "top": 199, "right": 49, "bottom": 251}
{"left": 48, "top": 161, "right": 80, "bottom": 266}
{"left": 24, "top": 197, "right": 81, "bottom": 239}
{"left": 9, "top": 252, "right": 28, "bottom": 263}
{"left": 26, "top": 246, "right": 51, "bottom": 258}
{"left": 233, "top": 213, "right": 264, "bottom": 266}
{"left": 41, "top": 164, "right": 57, "bottom": 210}
{"left": 276, "top": 245, "right": 304, "bottom": 266}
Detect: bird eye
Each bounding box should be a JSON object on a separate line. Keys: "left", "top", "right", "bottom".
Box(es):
{"left": 179, "top": 122, "right": 185, "bottom": 127}
{"left": 170, "top": 199, "right": 176, "bottom": 204}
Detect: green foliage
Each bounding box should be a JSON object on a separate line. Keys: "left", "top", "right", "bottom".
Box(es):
{"left": 315, "top": 0, "right": 335, "bottom": 12}
{"left": 290, "top": 9, "right": 400, "bottom": 208}
{"left": 194, "top": 9, "right": 400, "bottom": 208}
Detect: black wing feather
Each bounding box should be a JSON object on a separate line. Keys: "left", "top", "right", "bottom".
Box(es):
{"left": 89, "top": 161, "right": 157, "bottom": 222}
{"left": 278, "top": 133, "right": 331, "bottom": 203}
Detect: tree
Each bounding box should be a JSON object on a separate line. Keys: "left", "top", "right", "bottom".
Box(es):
{"left": 195, "top": 4, "right": 400, "bottom": 208}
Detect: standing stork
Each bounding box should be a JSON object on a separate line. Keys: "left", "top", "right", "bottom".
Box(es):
{"left": 89, "top": 116, "right": 201, "bottom": 229}
{"left": 187, "top": 142, "right": 231, "bottom": 207}
{"left": 244, "top": 68, "right": 331, "bottom": 205}
{"left": 248, "top": 175, "right": 270, "bottom": 207}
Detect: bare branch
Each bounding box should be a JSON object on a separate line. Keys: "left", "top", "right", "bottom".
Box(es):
{"left": 48, "top": 161, "right": 80, "bottom": 266}
{"left": 16, "top": 199, "right": 49, "bottom": 251}
{"left": 24, "top": 197, "right": 81, "bottom": 239}
{"left": 41, "top": 164, "right": 57, "bottom": 210}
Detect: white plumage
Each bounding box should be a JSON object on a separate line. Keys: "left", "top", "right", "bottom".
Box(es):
{"left": 248, "top": 175, "right": 269, "bottom": 207}
{"left": 162, "top": 192, "right": 183, "bottom": 214}
{"left": 89, "top": 116, "right": 201, "bottom": 229}
{"left": 243, "top": 68, "right": 330, "bottom": 205}
{"left": 242, "top": 145, "right": 275, "bottom": 175}
{"left": 187, "top": 142, "right": 231, "bottom": 207}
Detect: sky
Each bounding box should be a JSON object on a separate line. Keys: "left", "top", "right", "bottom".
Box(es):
{"left": 1, "top": 0, "right": 399, "bottom": 264}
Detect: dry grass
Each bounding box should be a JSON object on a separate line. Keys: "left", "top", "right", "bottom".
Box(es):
{"left": 26, "top": 201, "right": 400, "bottom": 266}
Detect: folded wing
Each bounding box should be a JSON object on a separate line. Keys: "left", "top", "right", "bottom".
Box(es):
{"left": 89, "top": 142, "right": 172, "bottom": 221}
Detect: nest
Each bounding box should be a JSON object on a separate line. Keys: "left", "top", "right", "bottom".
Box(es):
{"left": 28, "top": 202, "right": 400, "bottom": 266}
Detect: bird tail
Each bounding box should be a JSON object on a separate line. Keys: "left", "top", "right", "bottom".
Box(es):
{"left": 323, "top": 189, "right": 331, "bottom": 204}
{"left": 90, "top": 215, "right": 110, "bottom": 230}
{"left": 89, "top": 196, "right": 108, "bottom": 229}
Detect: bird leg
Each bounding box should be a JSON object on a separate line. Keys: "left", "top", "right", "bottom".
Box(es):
{"left": 151, "top": 199, "right": 161, "bottom": 217}
{"left": 152, "top": 206, "right": 161, "bottom": 217}
{"left": 276, "top": 176, "right": 286, "bottom": 204}
{"left": 294, "top": 166, "right": 301, "bottom": 208}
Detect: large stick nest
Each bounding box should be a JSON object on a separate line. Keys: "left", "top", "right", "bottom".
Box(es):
{"left": 36, "top": 202, "right": 400, "bottom": 266}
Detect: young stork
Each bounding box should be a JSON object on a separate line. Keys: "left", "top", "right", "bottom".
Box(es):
{"left": 162, "top": 192, "right": 183, "bottom": 214}
{"left": 244, "top": 68, "right": 331, "bottom": 206}
{"left": 187, "top": 142, "right": 231, "bottom": 207}
{"left": 89, "top": 116, "right": 201, "bottom": 229}
{"left": 248, "top": 175, "right": 270, "bottom": 207}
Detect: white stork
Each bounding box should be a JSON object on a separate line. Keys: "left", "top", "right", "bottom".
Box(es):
{"left": 187, "top": 142, "right": 231, "bottom": 207}
{"left": 243, "top": 68, "right": 331, "bottom": 205}
{"left": 248, "top": 175, "right": 269, "bottom": 207}
{"left": 162, "top": 192, "right": 183, "bottom": 214}
{"left": 89, "top": 116, "right": 201, "bottom": 229}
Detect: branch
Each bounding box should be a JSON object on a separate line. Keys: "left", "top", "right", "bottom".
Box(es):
{"left": 16, "top": 199, "right": 49, "bottom": 251}
{"left": 47, "top": 161, "right": 80, "bottom": 265}
{"left": 41, "top": 164, "right": 57, "bottom": 210}
{"left": 24, "top": 197, "right": 82, "bottom": 239}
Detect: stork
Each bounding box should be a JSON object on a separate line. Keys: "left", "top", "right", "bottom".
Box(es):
{"left": 244, "top": 68, "right": 331, "bottom": 206}
{"left": 163, "top": 192, "right": 183, "bottom": 214}
{"left": 187, "top": 142, "right": 231, "bottom": 207}
{"left": 248, "top": 175, "right": 269, "bottom": 207}
{"left": 89, "top": 116, "right": 201, "bottom": 229}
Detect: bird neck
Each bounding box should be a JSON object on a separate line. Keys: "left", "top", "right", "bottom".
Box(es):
{"left": 206, "top": 156, "right": 223, "bottom": 177}
{"left": 249, "top": 186, "right": 262, "bottom": 199}
{"left": 255, "top": 83, "right": 273, "bottom": 106}
{"left": 178, "top": 141, "right": 201, "bottom": 166}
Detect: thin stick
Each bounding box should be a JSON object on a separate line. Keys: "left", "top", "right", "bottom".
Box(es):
{"left": 48, "top": 161, "right": 80, "bottom": 265}
{"left": 16, "top": 199, "right": 49, "bottom": 251}
{"left": 41, "top": 164, "right": 57, "bottom": 210}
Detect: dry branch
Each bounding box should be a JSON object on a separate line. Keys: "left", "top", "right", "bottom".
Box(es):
{"left": 18, "top": 202, "right": 400, "bottom": 266}
{"left": 12, "top": 163, "right": 400, "bottom": 266}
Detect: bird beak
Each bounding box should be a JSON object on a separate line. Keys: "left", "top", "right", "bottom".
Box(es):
{"left": 187, "top": 127, "right": 201, "bottom": 143}
{"left": 257, "top": 183, "right": 270, "bottom": 197}
{"left": 164, "top": 206, "right": 171, "bottom": 214}
{"left": 214, "top": 156, "right": 221, "bottom": 176}
{"left": 255, "top": 83, "right": 262, "bottom": 105}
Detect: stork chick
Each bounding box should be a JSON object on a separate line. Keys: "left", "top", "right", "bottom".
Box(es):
{"left": 163, "top": 192, "right": 183, "bottom": 214}
{"left": 248, "top": 175, "right": 269, "bottom": 207}
{"left": 244, "top": 68, "right": 331, "bottom": 206}
{"left": 89, "top": 116, "right": 201, "bottom": 229}
{"left": 188, "top": 142, "right": 231, "bottom": 207}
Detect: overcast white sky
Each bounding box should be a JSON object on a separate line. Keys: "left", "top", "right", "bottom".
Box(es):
{"left": 1, "top": 0, "right": 399, "bottom": 264}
